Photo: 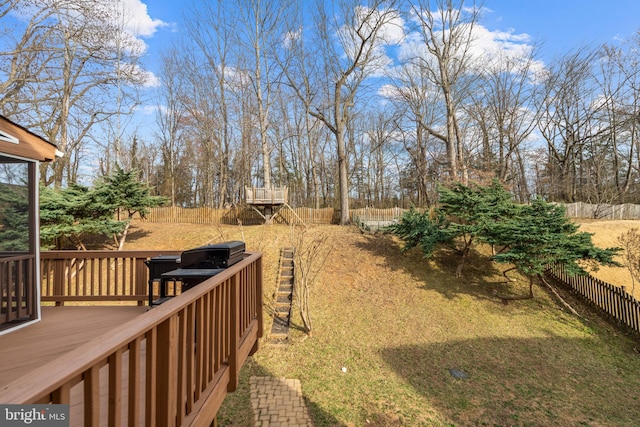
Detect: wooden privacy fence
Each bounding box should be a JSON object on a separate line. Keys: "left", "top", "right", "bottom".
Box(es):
{"left": 562, "top": 202, "right": 640, "bottom": 219}
{"left": 142, "top": 203, "right": 640, "bottom": 224}
{"left": 547, "top": 264, "right": 640, "bottom": 335}
{"left": 141, "top": 206, "right": 408, "bottom": 225}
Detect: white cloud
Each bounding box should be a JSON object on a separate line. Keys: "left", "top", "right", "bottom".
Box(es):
{"left": 140, "top": 104, "right": 161, "bottom": 115}
{"left": 132, "top": 64, "right": 160, "bottom": 88}
{"left": 395, "top": 17, "right": 545, "bottom": 79}
{"left": 118, "top": 0, "right": 168, "bottom": 38}
{"left": 467, "top": 25, "right": 532, "bottom": 60}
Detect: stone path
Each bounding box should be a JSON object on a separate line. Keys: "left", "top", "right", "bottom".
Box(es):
{"left": 250, "top": 376, "right": 313, "bottom": 426}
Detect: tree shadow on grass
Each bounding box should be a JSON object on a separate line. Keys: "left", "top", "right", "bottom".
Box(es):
{"left": 354, "top": 232, "right": 519, "bottom": 303}
{"left": 121, "top": 227, "right": 152, "bottom": 245}
{"left": 379, "top": 335, "right": 640, "bottom": 426}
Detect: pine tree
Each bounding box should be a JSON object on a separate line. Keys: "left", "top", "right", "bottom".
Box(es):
{"left": 93, "top": 166, "right": 168, "bottom": 249}
{"left": 438, "top": 180, "right": 517, "bottom": 276}
{"left": 390, "top": 180, "right": 517, "bottom": 276}
{"left": 386, "top": 206, "right": 454, "bottom": 257}
{"left": 40, "top": 184, "right": 127, "bottom": 250}
{"left": 0, "top": 183, "right": 29, "bottom": 251}
{"left": 490, "top": 198, "right": 620, "bottom": 298}
{"left": 389, "top": 181, "right": 620, "bottom": 308}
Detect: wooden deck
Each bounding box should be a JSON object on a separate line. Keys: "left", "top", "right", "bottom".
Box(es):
{"left": 0, "top": 251, "right": 263, "bottom": 427}
{"left": 0, "top": 306, "right": 147, "bottom": 388}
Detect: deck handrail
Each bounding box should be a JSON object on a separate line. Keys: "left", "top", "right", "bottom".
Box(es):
{"left": 1, "top": 252, "right": 263, "bottom": 426}
{"left": 40, "top": 250, "right": 182, "bottom": 305}
{"left": 245, "top": 186, "right": 288, "bottom": 204}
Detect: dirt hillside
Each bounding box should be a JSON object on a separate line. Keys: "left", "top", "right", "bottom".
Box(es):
{"left": 575, "top": 219, "right": 640, "bottom": 299}
{"left": 122, "top": 218, "right": 640, "bottom": 299}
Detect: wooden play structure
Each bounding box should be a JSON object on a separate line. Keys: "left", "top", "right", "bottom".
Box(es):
{"left": 245, "top": 186, "right": 302, "bottom": 224}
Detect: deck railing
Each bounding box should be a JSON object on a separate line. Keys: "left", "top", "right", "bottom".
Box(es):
{"left": 0, "top": 253, "right": 37, "bottom": 327}
{"left": 40, "top": 250, "right": 181, "bottom": 305}
{"left": 245, "top": 186, "right": 288, "bottom": 205}
{"left": 0, "top": 251, "right": 263, "bottom": 427}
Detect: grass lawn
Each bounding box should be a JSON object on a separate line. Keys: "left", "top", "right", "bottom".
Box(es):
{"left": 125, "top": 220, "right": 640, "bottom": 426}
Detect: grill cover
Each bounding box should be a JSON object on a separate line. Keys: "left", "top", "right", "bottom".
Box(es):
{"left": 179, "top": 241, "right": 246, "bottom": 269}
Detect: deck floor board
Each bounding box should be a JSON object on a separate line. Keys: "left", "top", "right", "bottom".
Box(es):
{"left": 0, "top": 305, "right": 147, "bottom": 390}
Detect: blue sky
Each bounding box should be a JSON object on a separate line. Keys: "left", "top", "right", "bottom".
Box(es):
{"left": 124, "top": 0, "right": 640, "bottom": 140}
{"left": 139, "top": 0, "right": 640, "bottom": 63}
{"left": 482, "top": 0, "right": 640, "bottom": 57}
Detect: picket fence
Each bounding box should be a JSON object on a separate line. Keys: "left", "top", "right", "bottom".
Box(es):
{"left": 547, "top": 264, "right": 640, "bottom": 336}
{"left": 140, "top": 206, "right": 407, "bottom": 225}
{"left": 140, "top": 205, "right": 640, "bottom": 335}
{"left": 141, "top": 203, "right": 640, "bottom": 224}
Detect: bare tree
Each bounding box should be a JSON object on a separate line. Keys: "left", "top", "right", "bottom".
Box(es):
{"left": 535, "top": 48, "right": 606, "bottom": 202}
{"left": 596, "top": 41, "right": 640, "bottom": 202}
{"left": 155, "top": 49, "right": 187, "bottom": 206}
{"left": 465, "top": 48, "right": 541, "bottom": 200}
{"left": 282, "top": 0, "right": 401, "bottom": 224}
{"left": 0, "top": 1, "right": 57, "bottom": 115}
{"left": 409, "top": 0, "right": 481, "bottom": 181}
{"left": 1, "top": 0, "right": 147, "bottom": 186}
{"left": 234, "top": 0, "right": 293, "bottom": 189}
{"left": 618, "top": 229, "right": 640, "bottom": 296}
{"left": 389, "top": 60, "right": 445, "bottom": 206}
{"left": 289, "top": 225, "right": 330, "bottom": 335}
{"left": 183, "top": 0, "right": 240, "bottom": 207}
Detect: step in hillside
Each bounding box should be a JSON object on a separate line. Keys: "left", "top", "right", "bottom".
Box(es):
{"left": 268, "top": 247, "right": 295, "bottom": 345}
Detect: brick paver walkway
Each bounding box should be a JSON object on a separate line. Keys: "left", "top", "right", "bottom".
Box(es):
{"left": 250, "top": 376, "right": 313, "bottom": 426}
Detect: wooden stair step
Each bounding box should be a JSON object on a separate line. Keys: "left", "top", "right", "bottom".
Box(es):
{"left": 269, "top": 332, "right": 289, "bottom": 340}
{"left": 269, "top": 247, "right": 295, "bottom": 345}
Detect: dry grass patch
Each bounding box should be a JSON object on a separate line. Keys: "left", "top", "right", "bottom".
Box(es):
{"left": 125, "top": 220, "right": 640, "bottom": 426}
{"left": 576, "top": 219, "right": 640, "bottom": 299}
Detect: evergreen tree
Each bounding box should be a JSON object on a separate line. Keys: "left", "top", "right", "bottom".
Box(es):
{"left": 0, "top": 183, "right": 29, "bottom": 251}
{"left": 386, "top": 206, "right": 455, "bottom": 257}
{"left": 389, "top": 180, "right": 516, "bottom": 276}
{"left": 490, "top": 198, "right": 620, "bottom": 298}
{"left": 94, "top": 167, "right": 168, "bottom": 249}
{"left": 438, "top": 180, "right": 518, "bottom": 276}
{"left": 40, "top": 184, "right": 127, "bottom": 250}
{"left": 95, "top": 166, "right": 167, "bottom": 221}
{"left": 40, "top": 168, "right": 168, "bottom": 250}
{"left": 389, "top": 181, "right": 620, "bottom": 307}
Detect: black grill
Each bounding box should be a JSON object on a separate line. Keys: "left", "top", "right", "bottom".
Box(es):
{"left": 146, "top": 241, "right": 246, "bottom": 307}
{"left": 179, "top": 241, "right": 245, "bottom": 269}
{"left": 144, "top": 255, "right": 180, "bottom": 280}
